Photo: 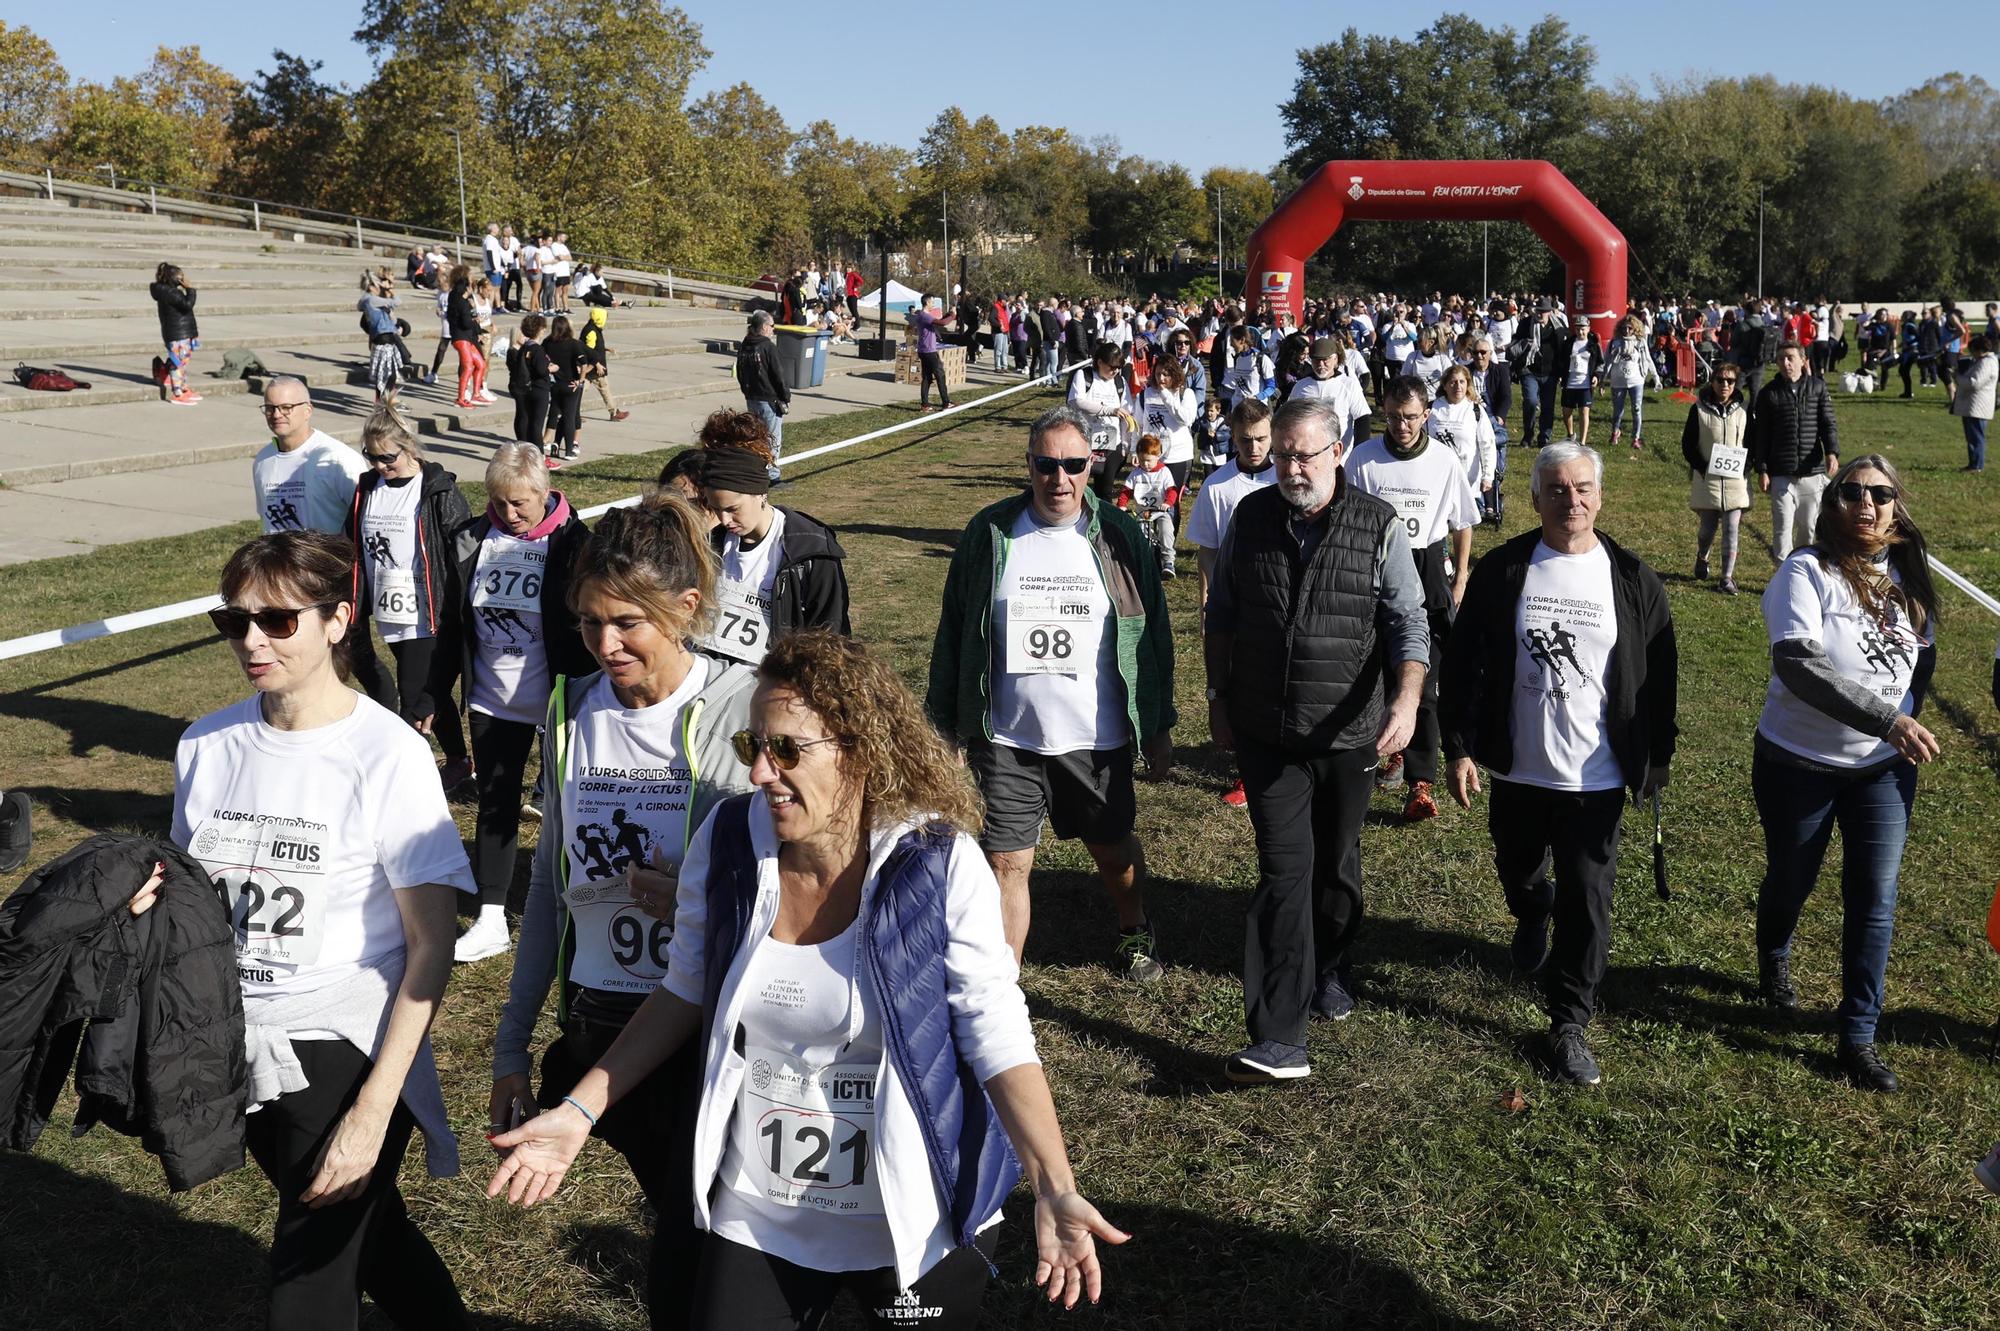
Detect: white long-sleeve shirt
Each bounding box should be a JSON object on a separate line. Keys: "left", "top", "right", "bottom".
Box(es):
{"left": 1136, "top": 384, "right": 1198, "bottom": 465}
{"left": 1427, "top": 395, "right": 1497, "bottom": 489}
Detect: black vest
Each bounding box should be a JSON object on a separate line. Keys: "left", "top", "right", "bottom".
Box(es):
{"left": 1225, "top": 481, "right": 1397, "bottom": 752}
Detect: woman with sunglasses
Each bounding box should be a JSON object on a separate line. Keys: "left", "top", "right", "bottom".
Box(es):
{"left": 694, "top": 410, "right": 850, "bottom": 666}
{"left": 489, "top": 630, "right": 1126, "bottom": 1328}
{"left": 444, "top": 443, "right": 595, "bottom": 963}
{"left": 489, "top": 497, "right": 756, "bottom": 1331}
{"left": 344, "top": 404, "right": 475, "bottom": 791}
{"left": 173, "top": 530, "right": 475, "bottom": 1330}
{"left": 1753, "top": 455, "right": 1940, "bottom": 1093}
{"left": 1680, "top": 362, "right": 1752, "bottom": 594}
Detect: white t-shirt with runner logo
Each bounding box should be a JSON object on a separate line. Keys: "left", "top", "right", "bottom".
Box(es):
{"left": 1758, "top": 551, "right": 1930, "bottom": 768}
{"left": 172, "top": 694, "right": 475, "bottom": 998}
{"left": 1289, "top": 371, "right": 1368, "bottom": 443}
{"left": 1184, "top": 459, "right": 1277, "bottom": 551}
{"left": 700, "top": 509, "right": 786, "bottom": 665}
{"left": 1506, "top": 540, "right": 1624, "bottom": 792}
{"left": 1343, "top": 437, "right": 1482, "bottom": 553}
{"left": 252, "top": 431, "right": 367, "bottom": 535}
{"left": 468, "top": 528, "right": 553, "bottom": 724}
{"left": 360, "top": 475, "right": 425, "bottom": 642}
{"left": 711, "top": 919, "right": 892, "bottom": 1271}
{"left": 560, "top": 667, "right": 704, "bottom": 995}
{"left": 1066, "top": 371, "right": 1128, "bottom": 455}
{"left": 989, "top": 509, "right": 1125, "bottom": 756}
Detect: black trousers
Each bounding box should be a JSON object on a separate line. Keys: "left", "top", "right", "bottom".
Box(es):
{"left": 351, "top": 633, "right": 466, "bottom": 763}
{"left": 918, "top": 351, "right": 950, "bottom": 407}
{"left": 1406, "top": 548, "right": 1454, "bottom": 786}
{"left": 1237, "top": 737, "right": 1377, "bottom": 1046}
{"left": 549, "top": 381, "right": 583, "bottom": 451}
{"left": 244, "top": 1038, "right": 467, "bottom": 1331}
{"left": 513, "top": 386, "right": 550, "bottom": 443}
{"left": 1488, "top": 778, "right": 1627, "bottom": 1030}
{"left": 689, "top": 1231, "right": 994, "bottom": 1330}
{"left": 502, "top": 269, "right": 523, "bottom": 308}
{"left": 469, "top": 711, "right": 538, "bottom": 910}
{"left": 540, "top": 1012, "right": 702, "bottom": 1331}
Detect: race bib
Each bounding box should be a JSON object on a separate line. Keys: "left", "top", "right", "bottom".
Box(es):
{"left": 736, "top": 1043, "right": 882, "bottom": 1216}
{"left": 1004, "top": 593, "right": 1098, "bottom": 675}
{"left": 1707, "top": 443, "right": 1748, "bottom": 478}
{"left": 706, "top": 585, "right": 772, "bottom": 664}
{"left": 1088, "top": 423, "right": 1118, "bottom": 453}
{"left": 565, "top": 878, "right": 674, "bottom": 993}
{"left": 471, "top": 544, "right": 545, "bottom": 612}
{"left": 190, "top": 816, "right": 329, "bottom": 968}
{"left": 374, "top": 570, "right": 419, "bottom": 627}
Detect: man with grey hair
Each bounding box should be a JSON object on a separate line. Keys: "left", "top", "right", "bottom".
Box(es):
{"left": 1440, "top": 441, "right": 1678, "bottom": 1087}
{"left": 1468, "top": 334, "right": 1513, "bottom": 524}
{"left": 734, "top": 309, "right": 790, "bottom": 481}
{"left": 250, "top": 376, "right": 365, "bottom": 533}
{"left": 926, "top": 403, "right": 1177, "bottom": 981}
{"left": 1205, "top": 396, "right": 1429, "bottom": 1083}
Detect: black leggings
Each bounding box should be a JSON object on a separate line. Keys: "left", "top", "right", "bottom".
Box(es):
{"left": 549, "top": 381, "right": 583, "bottom": 451}
{"left": 514, "top": 385, "right": 551, "bottom": 443}
{"left": 688, "top": 1231, "right": 994, "bottom": 1330}
{"left": 244, "top": 1038, "right": 467, "bottom": 1331}
{"left": 469, "top": 711, "right": 538, "bottom": 910}
{"left": 540, "top": 1014, "right": 703, "bottom": 1331}
{"left": 351, "top": 632, "right": 466, "bottom": 763}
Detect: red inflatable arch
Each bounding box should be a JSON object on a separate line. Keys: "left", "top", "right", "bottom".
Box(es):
{"left": 1243, "top": 159, "right": 1627, "bottom": 324}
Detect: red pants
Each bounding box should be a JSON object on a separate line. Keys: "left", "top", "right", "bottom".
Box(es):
{"left": 453, "top": 339, "right": 487, "bottom": 402}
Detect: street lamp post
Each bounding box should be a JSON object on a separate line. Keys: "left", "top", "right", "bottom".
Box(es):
{"left": 444, "top": 126, "right": 468, "bottom": 266}
{"left": 1757, "top": 186, "right": 1765, "bottom": 297}
{"left": 1214, "top": 186, "right": 1223, "bottom": 294}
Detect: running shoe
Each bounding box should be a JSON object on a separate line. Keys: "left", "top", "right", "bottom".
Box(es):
{"left": 438, "top": 757, "right": 475, "bottom": 794}
{"left": 520, "top": 797, "right": 543, "bottom": 821}
{"left": 1550, "top": 1025, "right": 1602, "bottom": 1086}
{"left": 1115, "top": 923, "right": 1165, "bottom": 983}
{"left": 1402, "top": 781, "right": 1439, "bottom": 822}
{"left": 1975, "top": 1146, "right": 2000, "bottom": 1196}
{"left": 168, "top": 393, "right": 200, "bottom": 406}
{"left": 1220, "top": 779, "right": 1248, "bottom": 809}
{"left": 1375, "top": 752, "right": 1405, "bottom": 790}
{"left": 611, "top": 410, "right": 631, "bottom": 422}
{"left": 453, "top": 913, "right": 512, "bottom": 964}
{"left": 1225, "top": 1040, "right": 1310, "bottom": 1084}
{"left": 1310, "top": 966, "right": 1354, "bottom": 1021}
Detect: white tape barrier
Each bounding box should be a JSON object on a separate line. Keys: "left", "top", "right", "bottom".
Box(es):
{"left": 1930, "top": 554, "right": 2000, "bottom": 619}
{"left": 0, "top": 362, "right": 1084, "bottom": 663}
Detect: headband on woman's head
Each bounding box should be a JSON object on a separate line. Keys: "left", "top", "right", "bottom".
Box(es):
{"left": 702, "top": 447, "right": 771, "bottom": 495}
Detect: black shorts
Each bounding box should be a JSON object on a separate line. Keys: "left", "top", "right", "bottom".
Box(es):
{"left": 1560, "top": 386, "right": 1594, "bottom": 407}
{"left": 969, "top": 740, "right": 1135, "bottom": 853}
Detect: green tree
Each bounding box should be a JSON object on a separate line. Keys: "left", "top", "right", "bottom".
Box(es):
{"left": 1888, "top": 169, "right": 2000, "bottom": 299}
{"left": 0, "top": 22, "right": 68, "bottom": 151}
{"left": 791, "top": 120, "right": 912, "bottom": 255}
{"left": 1883, "top": 74, "right": 2000, "bottom": 180}
{"left": 219, "top": 52, "right": 356, "bottom": 209}
{"left": 1195, "top": 166, "right": 1275, "bottom": 263}
{"left": 1764, "top": 88, "right": 1913, "bottom": 298}
{"left": 686, "top": 84, "right": 805, "bottom": 270}
{"left": 130, "top": 46, "right": 241, "bottom": 186}
{"left": 54, "top": 85, "right": 199, "bottom": 190}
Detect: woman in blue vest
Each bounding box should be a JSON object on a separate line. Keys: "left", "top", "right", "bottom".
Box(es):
{"left": 488, "top": 630, "right": 1125, "bottom": 1328}
{"left": 488, "top": 496, "right": 758, "bottom": 1331}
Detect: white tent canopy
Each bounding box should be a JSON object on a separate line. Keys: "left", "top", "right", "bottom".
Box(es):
{"left": 855, "top": 279, "right": 924, "bottom": 313}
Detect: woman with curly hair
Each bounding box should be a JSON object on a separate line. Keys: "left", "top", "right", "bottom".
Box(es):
{"left": 490, "top": 630, "right": 1128, "bottom": 1329}
{"left": 486, "top": 494, "right": 757, "bottom": 1330}
{"left": 1752, "top": 454, "right": 1941, "bottom": 1094}
{"left": 694, "top": 409, "right": 850, "bottom": 664}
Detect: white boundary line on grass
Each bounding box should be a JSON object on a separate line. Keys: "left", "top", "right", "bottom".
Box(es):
{"left": 0, "top": 361, "right": 1082, "bottom": 663}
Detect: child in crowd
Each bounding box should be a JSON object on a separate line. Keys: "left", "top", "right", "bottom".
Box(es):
{"left": 1193, "top": 396, "right": 1232, "bottom": 481}
{"left": 1118, "top": 433, "right": 1180, "bottom": 578}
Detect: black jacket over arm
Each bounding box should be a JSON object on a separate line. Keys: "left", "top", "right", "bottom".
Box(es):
{"left": 735, "top": 333, "right": 790, "bottom": 406}
{"left": 0, "top": 835, "right": 246, "bottom": 1192}
{"left": 1439, "top": 529, "right": 1678, "bottom": 792}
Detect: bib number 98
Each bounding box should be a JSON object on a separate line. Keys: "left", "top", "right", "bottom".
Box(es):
{"left": 1026, "top": 626, "right": 1072, "bottom": 661}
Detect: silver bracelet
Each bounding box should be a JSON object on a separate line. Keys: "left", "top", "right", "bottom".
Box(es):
{"left": 560, "top": 1094, "right": 599, "bottom": 1127}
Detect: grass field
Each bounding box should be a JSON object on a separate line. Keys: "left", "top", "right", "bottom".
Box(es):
{"left": 5, "top": 376, "right": 2000, "bottom": 1330}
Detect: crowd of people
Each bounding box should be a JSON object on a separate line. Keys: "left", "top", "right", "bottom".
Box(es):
{"left": 21, "top": 265, "right": 2000, "bottom": 1330}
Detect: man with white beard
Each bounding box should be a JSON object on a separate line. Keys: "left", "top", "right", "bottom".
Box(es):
{"left": 1203, "top": 397, "right": 1429, "bottom": 1084}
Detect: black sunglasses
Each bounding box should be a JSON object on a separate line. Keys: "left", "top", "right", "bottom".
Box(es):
{"left": 363, "top": 450, "right": 404, "bottom": 466}
{"left": 208, "top": 603, "right": 339, "bottom": 640}
{"left": 1032, "top": 456, "right": 1090, "bottom": 476}
{"left": 1837, "top": 482, "right": 1898, "bottom": 505}
{"left": 731, "top": 729, "right": 843, "bottom": 770}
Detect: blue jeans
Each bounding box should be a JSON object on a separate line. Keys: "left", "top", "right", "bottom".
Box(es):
{"left": 1964, "top": 415, "right": 1987, "bottom": 470}
{"left": 1521, "top": 373, "right": 1557, "bottom": 447}
{"left": 1041, "top": 345, "right": 1062, "bottom": 381}
{"left": 992, "top": 332, "right": 1008, "bottom": 370}
{"left": 1753, "top": 748, "right": 1916, "bottom": 1044}
{"left": 746, "top": 397, "right": 784, "bottom": 474}
{"left": 1608, "top": 385, "right": 1643, "bottom": 439}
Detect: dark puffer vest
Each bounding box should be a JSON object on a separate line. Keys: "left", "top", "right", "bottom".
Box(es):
{"left": 700, "top": 795, "right": 1021, "bottom": 1262}
{"left": 1225, "top": 480, "right": 1399, "bottom": 751}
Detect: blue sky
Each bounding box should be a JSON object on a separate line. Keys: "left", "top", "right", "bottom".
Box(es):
{"left": 28, "top": 2, "right": 1999, "bottom": 173}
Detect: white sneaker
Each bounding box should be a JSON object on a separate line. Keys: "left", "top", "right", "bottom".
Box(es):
{"left": 475, "top": 390, "right": 498, "bottom": 404}
{"left": 453, "top": 912, "right": 512, "bottom": 963}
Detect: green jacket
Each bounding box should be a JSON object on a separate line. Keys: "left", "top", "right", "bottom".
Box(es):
{"left": 926, "top": 488, "right": 1178, "bottom": 748}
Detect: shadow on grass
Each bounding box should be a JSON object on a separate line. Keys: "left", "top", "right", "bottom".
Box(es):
{"left": 835, "top": 522, "right": 965, "bottom": 554}
{"left": 982, "top": 1195, "right": 1504, "bottom": 1331}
